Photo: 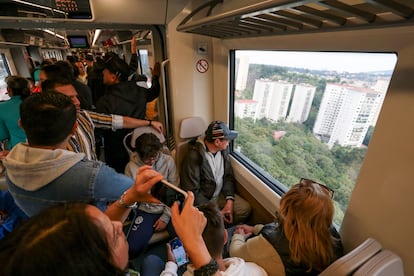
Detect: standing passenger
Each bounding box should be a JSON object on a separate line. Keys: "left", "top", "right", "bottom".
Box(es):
{"left": 2, "top": 92, "right": 162, "bottom": 220}
{"left": 0, "top": 76, "right": 31, "bottom": 149}
{"left": 41, "top": 78, "right": 163, "bottom": 161}
{"left": 96, "top": 55, "right": 161, "bottom": 172}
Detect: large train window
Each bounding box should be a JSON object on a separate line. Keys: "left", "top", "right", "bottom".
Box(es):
{"left": 0, "top": 53, "right": 11, "bottom": 101}
{"left": 230, "top": 50, "right": 397, "bottom": 225}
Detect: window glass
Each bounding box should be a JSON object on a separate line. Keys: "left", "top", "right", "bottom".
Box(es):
{"left": 232, "top": 50, "right": 397, "bottom": 225}
{"left": 0, "top": 53, "right": 11, "bottom": 101}
{"left": 138, "top": 49, "right": 150, "bottom": 79}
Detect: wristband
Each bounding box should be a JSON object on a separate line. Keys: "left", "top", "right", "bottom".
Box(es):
{"left": 148, "top": 120, "right": 152, "bottom": 126}
{"left": 118, "top": 191, "right": 138, "bottom": 209}
{"left": 194, "top": 258, "right": 218, "bottom": 276}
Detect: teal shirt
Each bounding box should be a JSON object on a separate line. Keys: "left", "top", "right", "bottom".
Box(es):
{"left": 0, "top": 96, "right": 26, "bottom": 149}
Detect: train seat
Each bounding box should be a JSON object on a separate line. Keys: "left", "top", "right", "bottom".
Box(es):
{"left": 353, "top": 249, "right": 404, "bottom": 276}
{"left": 176, "top": 116, "right": 206, "bottom": 170}
{"left": 319, "top": 237, "right": 382, "bottom": 276}
{"left": 123, "top": 126, "right": 169, "bottom": 158}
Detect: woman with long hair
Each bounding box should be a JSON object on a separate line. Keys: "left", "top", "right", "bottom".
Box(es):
{"left": 229, "top": 178, "right": 343, "bottom": 276}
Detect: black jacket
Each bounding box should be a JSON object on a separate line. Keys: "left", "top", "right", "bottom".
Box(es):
{"left": 95, "top": 77, "right": 160, "bottom": 171}
{"left": 180, "top": 138, "right": 236, "bottom": 206}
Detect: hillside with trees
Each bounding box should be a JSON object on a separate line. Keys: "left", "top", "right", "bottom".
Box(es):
{"left": 234, "top": 63, "right": 374, "bottom": 225}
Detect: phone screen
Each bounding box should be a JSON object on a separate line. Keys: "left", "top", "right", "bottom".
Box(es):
{"left": 170, "top": 238, "right": 189, "bottom": 267}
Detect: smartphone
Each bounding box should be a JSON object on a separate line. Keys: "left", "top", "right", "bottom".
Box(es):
{"left": 161, "top": 179, "right": 188, "bottom": 199}
{"left": 170, "top": 237, "right": 189, "bottom": 267}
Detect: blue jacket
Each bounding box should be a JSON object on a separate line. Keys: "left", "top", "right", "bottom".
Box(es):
{"left": 3, "top": 144, "right": 133, "bottom": 217}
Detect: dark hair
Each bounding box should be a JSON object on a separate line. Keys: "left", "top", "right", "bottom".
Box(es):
{"left": 104, "top": 55, "right": 130, "bottom": 81}
{"left": 41, "top": 78, "right": 73, "bottom": 92}
{"left": 40, "top": 59, "right": 53, "bottom": 67}
{"left": 197, "top": 202, "right": 224, "bottom": 258}
{"left": 41, "top": 61, "right": 76, "bottom": 83}
{"left": 134, "top": 133, "right": 162, "bottom": 160}
{"left": 6, "top": 76, "right": 31, "bottom": 100}
{"left": 20, "top": 92, "right": 76, "bottom": 146}
{"left": 0, "top": 203, "right": 125, "bottom": 276}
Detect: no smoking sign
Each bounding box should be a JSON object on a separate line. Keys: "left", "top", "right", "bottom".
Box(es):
{"left": 196, "top": 59, "right": 209, "bottom": 73}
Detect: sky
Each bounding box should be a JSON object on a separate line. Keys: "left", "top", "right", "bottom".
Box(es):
{"left": 238, "top": 50, "right": 398, "bottom": 73}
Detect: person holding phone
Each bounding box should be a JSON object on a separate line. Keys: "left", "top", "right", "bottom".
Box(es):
{"left": 0, "top": 190, "right": 218, "bottom": 276}
{"left": 141, "top": 202, "right": 267, "bottom": 276}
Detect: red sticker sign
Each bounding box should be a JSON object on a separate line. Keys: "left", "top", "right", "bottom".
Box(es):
{"left": 196, "top": 59, "right": 209, "bottom": 73}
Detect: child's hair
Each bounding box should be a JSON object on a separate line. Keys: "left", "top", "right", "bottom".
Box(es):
{"left": 134, "top": 133, "right": 162, "bottom": 160}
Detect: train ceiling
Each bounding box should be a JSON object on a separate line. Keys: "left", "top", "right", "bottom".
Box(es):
{"left": 177, "top": 0, "right": 414, "bottom": 39}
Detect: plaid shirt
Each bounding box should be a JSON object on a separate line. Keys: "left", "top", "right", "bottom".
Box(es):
{"left": 67, "top": 111, "right": 123, "bottom": 160}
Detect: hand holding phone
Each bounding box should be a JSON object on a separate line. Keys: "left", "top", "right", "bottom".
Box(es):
{"left": 169, "top": 237, "right": 189, "bottom": 267}
{"left": 161, "top": 179, "right": 188, "bottom": 199}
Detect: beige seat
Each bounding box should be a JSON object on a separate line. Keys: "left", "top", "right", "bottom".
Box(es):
{"left": 353, "top": 249, "right": 404, "bottom": 276}
{"left": 123, "top": 126, "right": 169, "bottom": 157}
{"left": 320, "top": 238, "right": 382, "bottom": 276}
{"left": 176, "top": 116, "right": 206, "bottom": 171}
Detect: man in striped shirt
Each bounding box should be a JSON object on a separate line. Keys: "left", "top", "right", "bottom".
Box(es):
{"left": 42, "top": 78, "right": 163, "bottom": 161}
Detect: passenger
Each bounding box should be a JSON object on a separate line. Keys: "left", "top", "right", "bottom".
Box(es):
{"left": 0, "top": 192, "right": 217, "bottom": 275}
{"left": 124, "top": 132, "right": 179, "bottom": 258}
{"left": 228, "top": 178, "right": 344, "bottom": 276}
{"left": 86, "top": 53, "right": 106, "bottom": 106}
{"left": 74, "top": 61, "right": 88, "bottom": 85}
{"left": 95, "top": 55, "right": 161, "bottom": 172}
{"left": 0, "top": 76, "right": 31, "bottom": 149}
{"left": 141, "top": 202, "right": 267, "bottom": 276}
{"left": 180, "top": 120, "right": 251, "bottom": 225}
{"left": 40, "top": 61, "right": 93, "bottom": 110}
{"left": 41, "top": 78, "right": 163, "bottom": 161}
{"left": 2, "top": 92, "right": 160, "bottom": 219}
{"left": 33, "top": 59, "right": 52, "bottom": 85}
{"left": 0, "top": 190, "right": 28, "bottom": 240}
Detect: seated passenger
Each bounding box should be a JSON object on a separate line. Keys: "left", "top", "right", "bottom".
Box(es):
{"left": 0, "top": 192, "right": 217, "bottom": 275}
{"left": 2, "top": 92, "right": 158, "bottom": 220}
{"left": 124, "top": 132, "right": 179, "bottom": 258}
{"left": 180, "top": 120, "right": 251, "bottom": 225}
{"left": 141, "top": 202, "right": 267, "bottom": 276}
{"left": 229, "top": 178, "right": 344, "bottom": 276}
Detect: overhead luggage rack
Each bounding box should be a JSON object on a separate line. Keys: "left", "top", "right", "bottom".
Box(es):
{"left": 176, "top": 0, "right": 414, "bottom": 39}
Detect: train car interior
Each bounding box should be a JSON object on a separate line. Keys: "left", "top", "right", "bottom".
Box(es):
{"left": 1, "top": 0, "right": 414, "bottom": 274}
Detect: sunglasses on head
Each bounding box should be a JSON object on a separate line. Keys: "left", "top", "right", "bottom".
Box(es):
{"left": 300, "top": 178, "right": 334, "bottom": 199}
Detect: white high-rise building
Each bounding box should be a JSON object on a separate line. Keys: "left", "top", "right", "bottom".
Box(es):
{"left": 253, "top": 79, "right": 293, "bottom": 121}
{"left": 235, "top": 99, "right": 258, "bottom": 119}
{"left": 235, "top": 55, "right": 249, "bottom": 91}
{"left": 314, "top": 83, "right": 383, "bottom": 148}
{"left": 286, "top": 84, "right": 316, "bottom": 123}
{"left": 370, "top": 78, "right": 389, "bottom": 126}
